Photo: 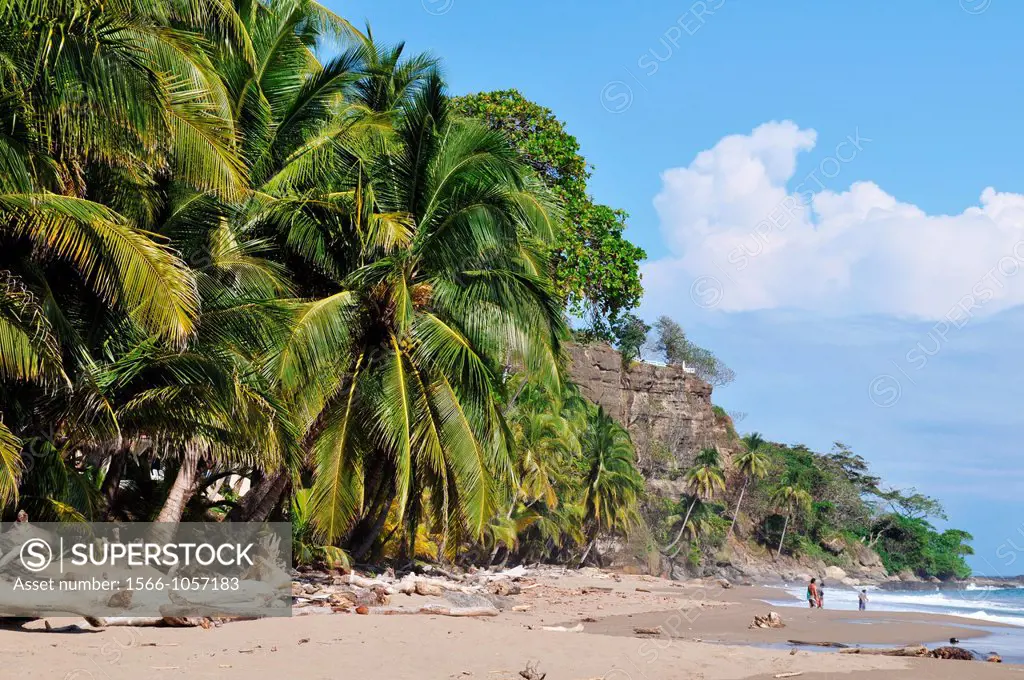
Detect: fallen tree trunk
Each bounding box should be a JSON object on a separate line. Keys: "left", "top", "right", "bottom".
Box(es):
{"left": 839, "top": 646, "right": 928, "bottom": 657}
{"left": 85, "top": 616, "right": 166, "bottom": 628}
{"left": 368, "top": 605, "right": 499, "bottom": 617}
{"left": 789, "top": 640, "right": 849, "bottom": 648}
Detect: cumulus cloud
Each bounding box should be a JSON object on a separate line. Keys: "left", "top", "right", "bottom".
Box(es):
{"left": 644, "top": 121, "right": 1024, "bottom": 320}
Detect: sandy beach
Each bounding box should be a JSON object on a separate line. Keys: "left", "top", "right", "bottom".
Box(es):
{"left": 4, "top": 569, "right": 1022, "bottom": 680}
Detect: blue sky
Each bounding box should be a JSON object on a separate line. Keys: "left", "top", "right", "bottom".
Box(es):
{"left": 331, "top": 0, "right": 1024, "bottom": 573}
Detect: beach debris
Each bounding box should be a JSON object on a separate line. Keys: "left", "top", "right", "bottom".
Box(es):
{"left": 787, "top": 640, "right": 848, "bottom": 648}
{"left": 518, "top": 661, "right": 546, "bottom": 680}
{"left": 363, "top": 605, "right": 499, "bottom": 617}
{"left": 511, "top": 605, "right": 532, "bottom": 612}
{"left": 749, "top": 611, "right": 785, "bottom": 629}
{"left": 839, "top": 645, "right": 928, "bottom": 657}
{"left": 929, "top": 646, "right": 975, "bottom": 661}
{"left": 540, "top": 623, "right": 584, "bottom": 632}
{"left": 489, "top": 580, "right": 521, "bottom": 596}
{"left": 292, "top": 564, "right": 529, "bottom": 618}
{"left": 633, "top": 627, "right": 663, "bottom": 636}
{"left": 717, "top": 579, "right": 732, "bottom": 589}
{"left": 987, "top": 653, "right": 1003, "bottom": 663}
{"left": 415, "top": 582, "right": 444, "bottom": 597}
{"left": 774, "top": 673, "right": 803, "bottom": 679}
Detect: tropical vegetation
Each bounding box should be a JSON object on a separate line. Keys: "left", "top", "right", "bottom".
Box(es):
{"left": 0, "top": 0, "right": 971, "bottom": 581}
{"left": 0, "top": 0, "right": 649, "bottom": 567}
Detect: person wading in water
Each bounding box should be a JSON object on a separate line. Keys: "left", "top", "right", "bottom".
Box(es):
{"left": 806, "top": 578, "right": 819, "bottom": 609}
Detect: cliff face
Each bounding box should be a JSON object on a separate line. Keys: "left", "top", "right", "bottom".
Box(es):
{"left": 566, "top": 343, "right": 739, "bottom": 478}
{"left": 568, "top": 343, "right": 890, "bottom": 584}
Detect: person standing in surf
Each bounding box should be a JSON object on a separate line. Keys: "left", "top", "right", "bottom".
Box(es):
{"left": 806, "top": 578, "right": 819, "bottom": 608}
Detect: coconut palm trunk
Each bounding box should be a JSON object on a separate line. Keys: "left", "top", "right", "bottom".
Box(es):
{"left": 663, "top": 496, "right": 699, "bottom": 554}
{"left": 155, "top": 443, "right": 202, "bottom": 524}
{"left": 776, "top": 513, "right": 790, "bottom": 559}
{"left": 578, "top": 537, "right": 598, "bottom": 567}
{"left": 729, "top": 477, "right": 749, "bottom": 536}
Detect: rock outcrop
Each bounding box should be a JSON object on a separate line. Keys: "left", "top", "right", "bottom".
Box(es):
{"left": 567, "top": 343, "right": 890, "bottom": 584}
{"left": 566, "top": 343, "right": 739, "bottom": 476}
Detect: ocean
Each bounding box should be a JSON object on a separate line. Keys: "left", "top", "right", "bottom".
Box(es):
{"left": 765, "top": 583, "right": 1024, "bottom": 663}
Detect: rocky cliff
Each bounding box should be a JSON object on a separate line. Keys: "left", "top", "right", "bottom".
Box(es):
{"left": 566, "top": 343, "right": 740, "bottom": 481}
{"left": 569, "top": 343, "right": 890, "bottom": 584}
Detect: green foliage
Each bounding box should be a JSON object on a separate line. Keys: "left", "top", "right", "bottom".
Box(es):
{"left": 612, "top": 313, "right": 650, "bottom": 368}
{"left": 453, "top": 90, "right": 645, "bottom": 335}
{"left": 292, "top": 487, "right": 351, "bottom": 569}
{"left": 0, "top": 1, "right": 973, "bottom": 583}
{"left": 869, "top": 515, "right": 972, "bottom": 579}
{"left": 579, "top": 407, "right": 645, "bottom": 537}
{"left": 737, "top": 439, "right": 973, "bottom": 578}
{"left": 653, "top": 317, "right": 734, "bottom": 386}
{"left": 488, "top": 383, "right": 644, "bottom": 565}
{"left": 0, "top": 2, "right": 573, "bottom": 561}
{"left": 711, "top": 405, "right": 739, "bottom": 440}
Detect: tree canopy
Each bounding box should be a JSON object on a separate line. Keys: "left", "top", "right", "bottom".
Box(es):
{"left": 652, "top": 316, "right": 735, "bottom": 386}
{"left": 453, "top": 90, "right": 646, "bottom": 336}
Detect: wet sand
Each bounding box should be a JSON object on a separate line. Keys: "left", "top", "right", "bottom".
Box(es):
{"left": 583, "top": 583, "right": 1008, "bottom": 647}
{"left": 3, "top": 570, "right": 1023, "bottom": 679}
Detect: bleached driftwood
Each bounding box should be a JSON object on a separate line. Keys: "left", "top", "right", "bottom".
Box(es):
{"left": 367, "top": 604, "right": 499, "bottom": 617}
{"left": 540, "top": 623, "right": 584, "bottom": 632}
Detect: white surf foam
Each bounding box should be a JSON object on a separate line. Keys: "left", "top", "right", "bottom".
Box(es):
{"left": 767, "top": 585, "right": 1024, "bottom": 627}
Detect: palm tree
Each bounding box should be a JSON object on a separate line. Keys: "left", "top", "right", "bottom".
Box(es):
{"left": 0, "top": 0, "right": 589, "bottom": 566}
{"left": 0, "top": 0, "right": 258, "bottom": 513}
{"left": 483, "top": 382, "right": 576, "bottom": 563}
{"left": 246, "top": 42, "right": 567, "bottom": 557}
{"left": 577, "top": 407, "right": 643, "bottom": 565}
{"left": 664, "top": 447, "right": 725, "bottom": 555}
{"left": 729, "top": 433, "right": 769, "bottom": 536}
{"left": 772, "top": 484, "right": 813, "bottom": 559}
{"left": 0, "top": 0, "right": 345, "bottom": 522}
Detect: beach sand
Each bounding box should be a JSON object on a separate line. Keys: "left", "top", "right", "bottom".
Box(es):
{"left": 3, "top": 570, "right": 1022, "bottom": 679}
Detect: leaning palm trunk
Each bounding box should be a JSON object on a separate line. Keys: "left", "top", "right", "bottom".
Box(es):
{"left": 155, "top": 443, "right": 202, "bottom": 524}
{"left": 578, "top": 537, "right": 598, "bottom": 567}
{"left": 729, "top": 477, "right": 749, "bottom": 536}
{"left": 663, "top": 497, "right": 699, "bottom": 554}
{"left": 776, "top": 514, "right": 790, "bottom": 559}
{"left": 245, "top": 471, "right": 290, "bottom": 523}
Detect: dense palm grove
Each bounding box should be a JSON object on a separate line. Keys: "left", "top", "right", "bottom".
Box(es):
{"left": 0, "top": 0, "right": 972, "bottom": 577}
{"left": 0, "top": 0, "right": 646, "bottom": 566}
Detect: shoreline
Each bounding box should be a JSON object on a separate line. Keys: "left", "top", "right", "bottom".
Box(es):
{"left": 4, "top": 569, "right": 1023, "bottom": 679}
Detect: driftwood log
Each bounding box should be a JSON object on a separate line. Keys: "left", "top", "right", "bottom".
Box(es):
{"left": 367, "top": 605, "right": 499, "bottom": 617}
{"left": 839, "top": 646, "right": 928, "bottom": 657}
{"left": 788, "top": 640, "right": 849, "bottom": 648}
{"left": 634, "top": 627, "right": 663, "bottom": 636}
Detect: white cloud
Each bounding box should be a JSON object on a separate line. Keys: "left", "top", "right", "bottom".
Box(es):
{"left": 644, "top": 121, "right": 1024, "bottom": 320}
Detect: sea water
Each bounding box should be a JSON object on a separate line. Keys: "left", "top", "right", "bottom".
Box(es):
{"left": 764, "top": 583, "right": 1024, "bottom": 663}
